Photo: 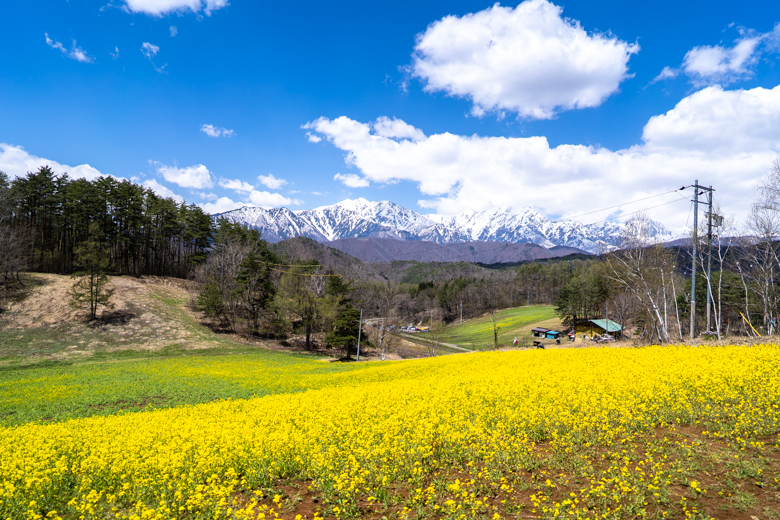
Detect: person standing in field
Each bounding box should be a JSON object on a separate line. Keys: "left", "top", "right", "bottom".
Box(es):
{"left": 513, "top": 337, "right": 518, "bottom": 347}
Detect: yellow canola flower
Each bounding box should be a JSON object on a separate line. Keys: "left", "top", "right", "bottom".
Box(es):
{"left": 1, "top": 344, "right": 779, "bottom": 519}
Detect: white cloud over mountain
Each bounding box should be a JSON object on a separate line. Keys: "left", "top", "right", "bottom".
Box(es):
{"left": 248, "top": 190, "right": 299, "bottom": 208}
{"left": 123, "top": 0, "right": 229, "bottom": 16}
{"left": 198, "top": 196, "right": 246, "bottom": 214}
{"left": 334, "top": 173, "right": 370, "bottom": 188}
{"left": 218, "top": 178, "right": 254, "bottom": 193}
{"left": 410, "top": 0, "right": 639, "bottom": 119}
{"left": 307, "top": 84, "right": 780, "bottom": 228}
{"left": 0, "top": 143, "right": 104, "bottom": 181}
{"left": 155, "top": 162, "right": 214, "bottom": 189}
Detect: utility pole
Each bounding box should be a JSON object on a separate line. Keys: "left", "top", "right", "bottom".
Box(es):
{"left": 690, "top": 181, "right": 699, "bottom": 340}
{"left": 686, "top": 181, "right": 715, "bottom": 340}
{"left": 356, "top": 309, "right": 363, "bottom": 362}
{"left": 460, "top": 301, "right": 463, "bottom": 324}
{"left": 706, "top": 186, "right": 713, "bottom": 332}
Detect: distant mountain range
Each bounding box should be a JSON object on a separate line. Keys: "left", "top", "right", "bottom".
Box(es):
{"left": 216, "top": 198, "right": 672, "bottom": 254}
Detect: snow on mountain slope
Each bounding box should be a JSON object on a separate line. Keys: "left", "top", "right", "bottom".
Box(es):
{"left": 214, "top": 198, "right": 672, "bottom": 253}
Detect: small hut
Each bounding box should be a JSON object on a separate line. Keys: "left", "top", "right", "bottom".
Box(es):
{"left": 545, "top": 330, "right": 562, "bottom": 340}
{"left": 574, "top": 319, "right": 623, "bottom": 339}
{"left": 531, "top": 327, "right": 549, "bottom": 337}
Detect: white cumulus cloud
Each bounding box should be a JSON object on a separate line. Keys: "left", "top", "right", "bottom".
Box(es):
{"left": 373, "top": 116, "right": 426, "bottom": 141}
{"left": 45, "top": 33, "right": 93, "bottom": 63}
{"left": 334, "top": 173, "right": 370, "bottom": 188}
{"left": 218, "top": 178, "right": 254, "bottom": 193}
{"left": 0, "top": 143, "right": 105, "bottom": 181}
{"left": 410, "top": 0, "right": 639, "bottom": 119}
{"left": 683, "top": 36, "right": 762, "bottom": 84}
{"left": 248, "top": 190, "right": 300, "bottom": 208}
{"left": 305, "top": 83, "right": 780, "bottom": 229}
{"left": 257, "top": 174, "right": 287, "bottom": 189}
{"left": 656, "top": 25, "right": 780, "bottom": 86}
{"left": 198, "top": 196, "right": 246, "bottom": 215}
{"left": 201, "top": 124, "right": 235, "bottom": 137}
{"left": 154, "top": 162, "right": 214, "bottom": 189}
{"left": 123, "top": 0, "right": 229, "bottom": 16}
{"left": 143, "top": 179, "right": 184, "bottom": 202}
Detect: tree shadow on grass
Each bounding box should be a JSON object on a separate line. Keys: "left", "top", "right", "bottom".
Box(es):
{"left": 91, "top": 310, "right": 136, "bottom": 326}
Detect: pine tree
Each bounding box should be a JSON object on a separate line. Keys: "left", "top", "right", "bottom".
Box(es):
{"left": 196, "top": 282, "right": 227, "bottom": 325}
{"left": 324, "top": 276, "right": 364, "bottom": 359}
{"left": 325, "top": 304, "right": 362, "bottom": 359}
{"left": 235, "top": 250, "right": 276, "bottom": 334}
{"left": 69, "top": 222, "right": 113, "bottom": 320}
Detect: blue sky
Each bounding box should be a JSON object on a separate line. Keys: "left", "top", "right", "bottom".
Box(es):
{"left": 2, "top": 0, "right": 780, "bottom": 230}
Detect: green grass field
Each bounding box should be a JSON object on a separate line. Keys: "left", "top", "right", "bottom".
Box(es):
{"left": 443, "top": 305, "right": 562, "bottom": 349}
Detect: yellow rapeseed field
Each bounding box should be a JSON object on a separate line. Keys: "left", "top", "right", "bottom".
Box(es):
{"left": 2, "top": 345, "right": 780, "bottom": 519}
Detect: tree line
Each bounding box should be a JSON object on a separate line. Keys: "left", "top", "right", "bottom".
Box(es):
{"left": 0, "top": 166, "right": 212, "bottom": 281}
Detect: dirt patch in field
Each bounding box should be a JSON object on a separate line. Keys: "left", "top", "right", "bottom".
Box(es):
{"left": 0, "top": 273, "right": 242, "bottom": 364}
{"left": 1, "top": 273, "right": 149, "bottom": 328}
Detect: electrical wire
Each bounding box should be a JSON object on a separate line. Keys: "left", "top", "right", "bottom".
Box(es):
{"left": 584, "top": 197, "right": 690, "bottom": 226}
{"left": 268, "top": 266, "right": 342, "bottom": 277}
{"left": 552, "top": 189, "right": 682, "bottom": 222}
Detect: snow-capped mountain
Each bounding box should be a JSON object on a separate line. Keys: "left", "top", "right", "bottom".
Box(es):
{"left": 215, "top": 198, "right": 673, "bottom": 253}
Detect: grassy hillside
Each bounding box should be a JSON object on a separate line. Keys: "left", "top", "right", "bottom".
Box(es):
{"left": 0, "top": 273, "right": 256, "bottom": 370}
{"left": 443, "top": 305, "right": 562, "bottom": 350}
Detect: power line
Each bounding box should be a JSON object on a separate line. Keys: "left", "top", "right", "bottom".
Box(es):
{"left": 552, "top": 189, "right": 681, "bottom": 222}
{"left": 584, "top": 197, "right": 689, "bottom": 226}
{"left": 268, "top": 266, "right": 341, "bottom": 277}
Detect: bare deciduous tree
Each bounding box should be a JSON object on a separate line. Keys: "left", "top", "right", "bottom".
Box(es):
{"left": 423, "top": 323, "right": 447, "bottom": 357}
{"left": 488, "top": 310, "right": 501, "bottom": 349}
{"left": 606, "top": 214, "right": 681, "bottom": 343}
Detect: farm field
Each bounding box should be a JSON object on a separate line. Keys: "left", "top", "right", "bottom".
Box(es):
{"left": 442, "top": 305, "right": 562, "bottom": 350}
{"left": 3, "top": 344, "right": 780, "bottom": 519}
{"left": 3, "top": 277, "right": 780, "bottom": 519}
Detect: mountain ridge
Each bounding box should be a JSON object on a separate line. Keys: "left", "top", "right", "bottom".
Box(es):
{"left": 216, "top": 198, "right": 672, "bottom": 253}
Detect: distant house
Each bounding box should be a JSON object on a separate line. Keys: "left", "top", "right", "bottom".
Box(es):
{"left": 545, "top": 330, "right": 562, "bottom": 340}
{"left": 574, "top": 319, "right": 623, "bottom": 338}
{"left": 531, "top": 327, "right": 549, "bottom": 338}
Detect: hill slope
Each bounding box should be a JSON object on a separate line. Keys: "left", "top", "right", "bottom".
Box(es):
{"left": 326, "top": 237, "right": 588, "bottom": 263}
